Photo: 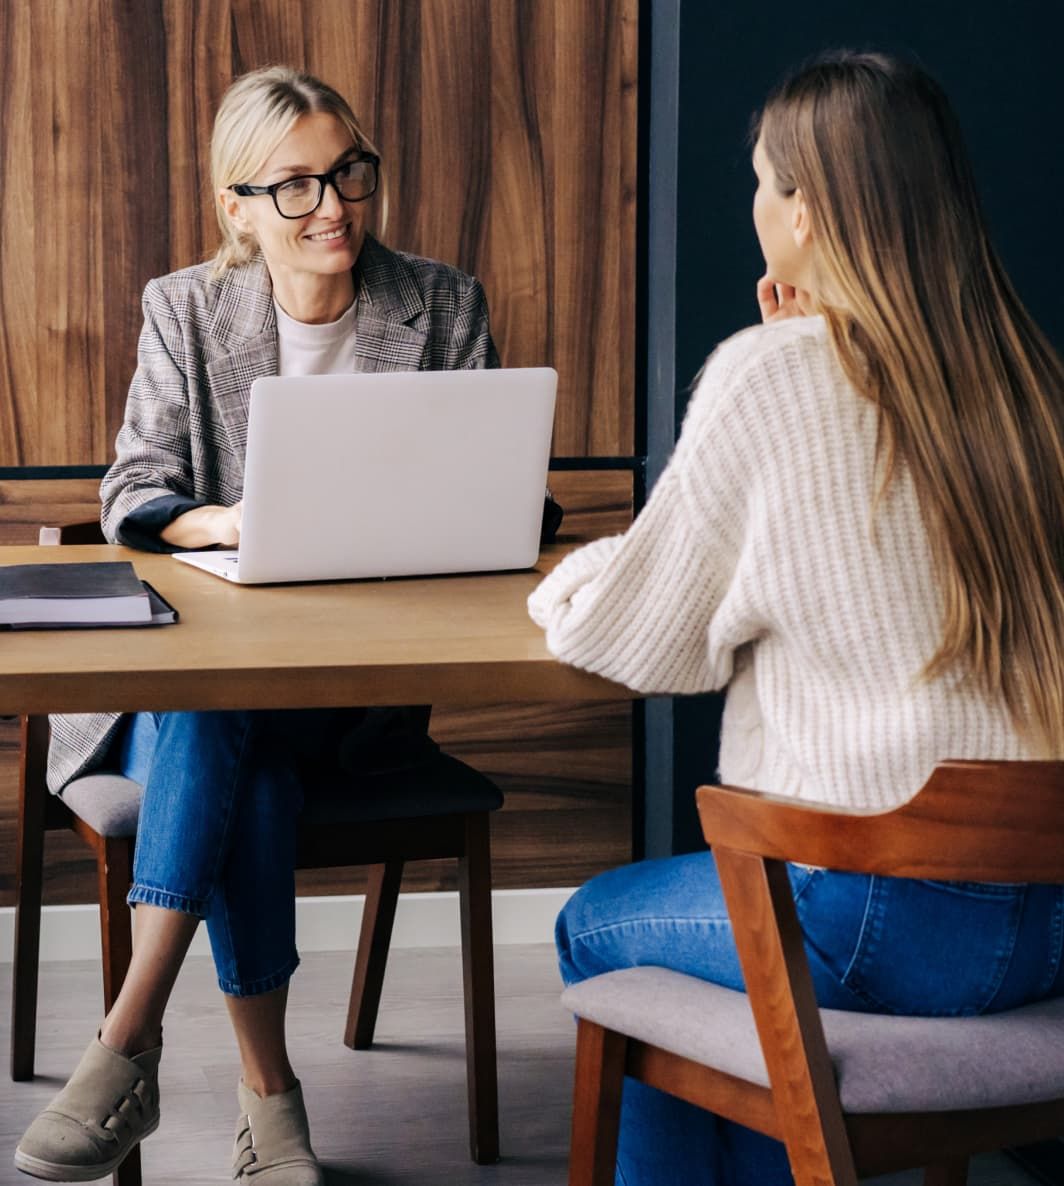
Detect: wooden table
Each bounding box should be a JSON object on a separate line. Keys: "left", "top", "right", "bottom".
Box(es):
{"left": 0, "top": 544, "right": 632, "bottom": 715}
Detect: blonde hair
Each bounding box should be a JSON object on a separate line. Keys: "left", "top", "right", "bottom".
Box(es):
{"left": 210, "top": 66, "right": 385, "bottom": 275}
{"left": 756, "top": 51, "right": 1064, "bottom": 755}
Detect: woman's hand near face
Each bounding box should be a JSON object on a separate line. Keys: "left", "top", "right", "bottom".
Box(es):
{"left": 757, "top": 275, "right": 814, "bottom": 323}
{"left": 160, "top": 502, "right": 243, "bottom": 549}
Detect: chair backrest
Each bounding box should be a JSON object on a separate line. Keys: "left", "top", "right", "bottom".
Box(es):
{"left": 697, "top": 760, "right": 1064, "bottom": 884}
{"left": 39, "top": 520, "right": 106, "bottom": 545}
{"left": 693, "top": 761, "right": 1064, "bottom": 1185}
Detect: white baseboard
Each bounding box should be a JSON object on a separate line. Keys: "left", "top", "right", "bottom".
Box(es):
{"left": 0, "top": 888, "right": 573, "bottom": 964}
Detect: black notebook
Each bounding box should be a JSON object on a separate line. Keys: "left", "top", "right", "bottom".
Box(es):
{"left": 0, "top": 562, "right": 178, "bottom": 629}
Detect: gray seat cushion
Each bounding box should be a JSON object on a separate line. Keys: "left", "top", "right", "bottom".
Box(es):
{"left": 60, "top": 774, "right": 142, "bottom": 838}
{"left": 561, "top": 966, "right": 1064, "bottom": 1113}
{"left": 59, "top": 753, "right": 502, "bottom": 839}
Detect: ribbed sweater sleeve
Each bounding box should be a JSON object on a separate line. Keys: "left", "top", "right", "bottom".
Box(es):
{"left": 530, "top": 316, "right": 1035, "bottom": 808}
{"left": 528, "top": 332, "right": 758, "bottom": 694}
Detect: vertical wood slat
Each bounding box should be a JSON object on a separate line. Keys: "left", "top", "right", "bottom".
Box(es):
{"left": 488, "top": 3, "right": 554, "bottom": 378}
{"left": 458, "top": 811, "right": 500, "bottom": 1165}
{"left": 0, "top": 0, "right": 638, "bottom": 465}
{"left": 568, "top": 1020, "right": 627, "bottom": 1186}
{"left": 344, "top": 859, "right": 404, "bottom": 1050}
{"left": 10, "top": 716, "right": 49, "bottom": 1081}
{"left": 713, "top": 849, "right": 858, "bottom": 1186}
{"left": 32, "top": 0, "right": 103, "bottom": 465}
{"left": 552, "top": 0, "right": 638, "bottom": 456}
{"left": 0, "top": 1, "right": 36, "bottom": 463}
{"left": 163, "top": 0, "right": 233, "bottom": 272}
{"left": 98, "top": 0, "right": 171, "bottom": 462}
{"left": 371, "top": 0, "right": 422, "bottom": 252}
{"left": 416, "top": 0, "right": 493, "bottom": 272}
{"left": 94, "top": 832, "right": 135, "bottom": 1012}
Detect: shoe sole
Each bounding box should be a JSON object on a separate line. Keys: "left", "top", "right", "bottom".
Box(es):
{"left": 13, "top": 1114, "right": 160, "bottom": 1182}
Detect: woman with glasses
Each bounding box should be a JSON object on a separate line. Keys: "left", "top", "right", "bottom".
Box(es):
{"left": 17, "top": 66, "right": 498, "bottom": 1185}
{"left": 531, "top": 51, "right": 1064, "bottom": 1185}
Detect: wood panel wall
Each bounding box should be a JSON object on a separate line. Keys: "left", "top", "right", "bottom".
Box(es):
{"left": 0, "top": 0, "right": 637, "bottom": 465}
{"left": 0, "top": 0, "right": 639, "bottom": 907}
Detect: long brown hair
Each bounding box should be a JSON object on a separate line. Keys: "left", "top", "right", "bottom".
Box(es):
{"left": 756, "top": 52, "right": 1064, "bottom": 754}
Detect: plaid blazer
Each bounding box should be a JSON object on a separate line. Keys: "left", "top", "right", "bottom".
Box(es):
{"left": 48, "top": 236, "right": 499, "bottom": 793}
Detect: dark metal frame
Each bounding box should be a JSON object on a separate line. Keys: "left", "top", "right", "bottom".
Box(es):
{"left": 231, "top": 153, "right": 380, "bottom": 218}
{"left": 637, "top": 0, "right": 683, "bottom": 859}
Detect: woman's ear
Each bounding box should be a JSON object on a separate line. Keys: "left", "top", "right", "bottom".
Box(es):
{"left": 792, "top": 189, "right": 813, "bottom": 250}
{"left": 218, "top": 189, "right": 251, "bottom": 236}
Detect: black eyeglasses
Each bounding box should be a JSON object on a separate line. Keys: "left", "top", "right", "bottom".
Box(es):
{"left": 231, "top": 153, "right": 380, "bottom": 219}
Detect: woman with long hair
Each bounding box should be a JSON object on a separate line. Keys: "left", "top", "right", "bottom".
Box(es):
{"left": 531, "top": 51, "right": 1064, "bottom": 1184}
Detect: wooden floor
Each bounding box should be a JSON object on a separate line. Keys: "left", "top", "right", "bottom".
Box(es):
{"left": 0, "top": 944, "right": 1045, "bottom": 1185}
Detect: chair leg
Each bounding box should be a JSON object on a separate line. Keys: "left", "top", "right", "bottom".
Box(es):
{"left": 924, "top": 1160, "right": 968, "bottom": 1186}
{"left": 97, "top": 837, "right": 135, "bottom": 1013}
{"left": 11, "top": 716, "right": 49, "bottom": 1081}
{"left": 568, "top": 1020, "right": 627, "bottom": 1186}
{"left": 114, "top": 1145, "right": 143, "bottom": 1186}
{"left": 345, "top": 861, "right": 404, "bottom": 1049}
{"left": 97, "top": 838, "right": 137, "bottom": 1186}
{"left": 459, "top": 812, "right": 499, "bottom": 1165}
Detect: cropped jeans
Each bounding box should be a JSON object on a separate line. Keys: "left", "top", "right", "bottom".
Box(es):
{"left": 114, "top": 708, "right": 361, "bottom": 996}
{"left": 557, "top": 853, "right": 1064, "bottom": 1186}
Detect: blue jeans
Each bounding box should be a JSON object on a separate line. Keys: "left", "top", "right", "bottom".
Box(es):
{"left": 114, "top": 708, "right": 361, "bottom": 996}
{"left": 557, "top": 853, "right": 1064, "bottom": 1186}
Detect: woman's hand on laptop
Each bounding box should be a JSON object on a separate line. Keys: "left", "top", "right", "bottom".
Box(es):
{"left": 160, "top": 502, "right": 242, "bottom": 549}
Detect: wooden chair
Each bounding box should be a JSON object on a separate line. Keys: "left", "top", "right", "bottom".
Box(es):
{"left": 11, "top": 525, "right": 502, "bottom": 1186}
{"left": 563, "top": 761, "right": 1064, "bottom": 1186}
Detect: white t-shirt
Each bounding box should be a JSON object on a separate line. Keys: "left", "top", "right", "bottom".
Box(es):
{"left": 275, "top": 299, "right": 358, "bottom": 377}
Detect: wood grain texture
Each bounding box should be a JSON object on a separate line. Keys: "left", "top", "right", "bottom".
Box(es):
{"left": 0, "top": 0, "right": 638, "bottom": 465}
{"left": 0, "top": 696, "right": 631, "bottom": 906}
{"left": 0, "top": 468, "right": 633, "bottom": 544}
{"left": 0, "top": 2, "right": 35, "bottom": 465}
{"left": 548, "top": 470, "right": 633, "bottom": 540}
{"left": 625, "top": 1042, "right": 778, "bottom": 1135}
{"left": 3, "top": 0, "right": 172, "bottom": 467}
{"left": 689, "top": 778, "right": 1064, "bottom": 1184}
{"left": 713, "top": 849, "right": 858, "bottom": 1186}
{"left": 549, "top": 0, "right": 638, "bottom": 456}
{"left": 0, "top": 473, "right": 632, "bottom": 905}
{"left": 696, "top": 761, "right": 1064, "bottom": 883}
{"left": 163, "top": 0, "right": 232, "bottom": 271}
{"left": 0, "top": 543, "right": 637, "bottom": 714}
{"left": 848, "top": 1105, "right": 1064, "bottom": 1178}
{"left": 568, "top": 1020, "right": 626, "bottom": 1186}
{"left": 0, "top": 477, "right": 101, "bottom": 544}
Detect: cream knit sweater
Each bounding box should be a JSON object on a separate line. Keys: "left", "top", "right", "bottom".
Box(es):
{"left": 528, "top": 316, "right": 1032, "bottom": 809}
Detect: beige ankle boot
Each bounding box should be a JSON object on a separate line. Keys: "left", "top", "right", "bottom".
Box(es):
{"left": 232, "top": 1080, "right": 323, "bottom": 1184}
{"left": 14, "top": 1036, "right": 161, "bottom": 1182}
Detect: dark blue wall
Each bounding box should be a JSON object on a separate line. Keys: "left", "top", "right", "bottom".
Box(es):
{"left": 665, "top": 1, "right": 1064, "bottom": 852}
{"left": 675, "top": 4, "right": 1064, "bottom": 394}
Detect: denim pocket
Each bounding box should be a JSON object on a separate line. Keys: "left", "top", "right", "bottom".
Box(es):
{"left": 841, "top": 876, "right": 1025, "bottom": 1016}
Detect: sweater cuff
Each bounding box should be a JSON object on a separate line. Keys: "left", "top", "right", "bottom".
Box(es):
{"left": 115, "top": 493, "right": 206, "bottom": 553}
{"left": 527, "top": 536, "right": 622, "bottom": 628}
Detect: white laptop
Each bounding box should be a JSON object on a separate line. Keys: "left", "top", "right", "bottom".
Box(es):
{"left": 173, "top": 367, "right": 557, "bottom": 584}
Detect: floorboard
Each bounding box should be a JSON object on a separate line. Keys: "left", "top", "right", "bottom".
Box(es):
{"left": 0, "top": 945, "right": 1046, "bottom": 1185}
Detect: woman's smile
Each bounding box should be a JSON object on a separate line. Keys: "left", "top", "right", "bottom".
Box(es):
{"left": 304, "top": 223, "right": 350, "bottom": 243}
